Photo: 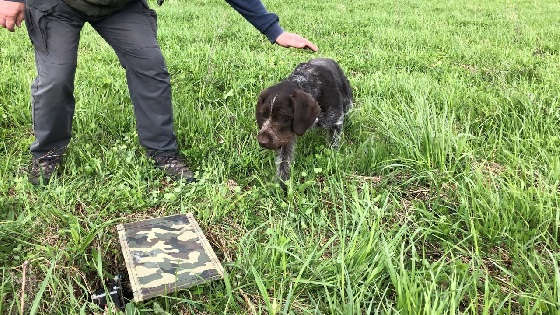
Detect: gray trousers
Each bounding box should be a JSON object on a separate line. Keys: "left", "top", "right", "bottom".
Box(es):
{"left": 25, "top": 0, "right": 177, "bottom": 158}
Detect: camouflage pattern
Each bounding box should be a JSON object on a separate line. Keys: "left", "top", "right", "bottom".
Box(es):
{"left": 117, "top": 214, "right": 224, "bottom": 302}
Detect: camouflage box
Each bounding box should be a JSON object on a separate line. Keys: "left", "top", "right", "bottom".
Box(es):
{"left": 117, "top": 213, "right": 224, "bottom": 302}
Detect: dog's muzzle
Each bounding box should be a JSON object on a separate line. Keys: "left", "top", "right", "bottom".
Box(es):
{"left": 257, "top": 131, "right": 279, "bottom": 150}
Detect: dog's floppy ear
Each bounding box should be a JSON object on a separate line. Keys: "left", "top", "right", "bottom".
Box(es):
{"left": 291, "top": 89, "right": 320, "bottom": 136}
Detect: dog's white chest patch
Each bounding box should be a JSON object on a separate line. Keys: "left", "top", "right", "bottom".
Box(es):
{"left": 259, "top": 94, "right": 278, "bottom": 132}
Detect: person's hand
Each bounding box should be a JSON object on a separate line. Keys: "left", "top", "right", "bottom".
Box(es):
{"left": 0, "top": 0, "right": 25, "bottom": 32}
{"left": 275, "top": 32, "right": 318, "bottom": 52}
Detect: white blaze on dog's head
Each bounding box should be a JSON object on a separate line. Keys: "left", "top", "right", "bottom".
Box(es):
{"left": 270, "top": 94, "right": 277, "bottom": 115}
{"left": 259, "top": 94, "right": 277, "bottom": 133}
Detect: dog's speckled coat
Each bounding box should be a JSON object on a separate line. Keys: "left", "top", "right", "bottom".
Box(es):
{"left": 256, "top": 58, "right": 353, "bottom": 183}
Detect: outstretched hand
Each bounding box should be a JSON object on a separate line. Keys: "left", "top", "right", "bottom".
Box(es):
{"left": 275, "top": 32, "right": 318, "bottom": 52}
{"left": 0, "top": 0, "right": 25, "bottom": 32}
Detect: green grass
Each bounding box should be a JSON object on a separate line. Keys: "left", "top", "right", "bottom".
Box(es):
{"left": 1, "top": 0, "right": 559, "bottom": 313}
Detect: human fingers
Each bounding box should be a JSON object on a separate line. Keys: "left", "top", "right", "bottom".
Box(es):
{"left": 16, "top": 11, "right": 24, "bottom": 27}
{"left": 302, "top": 38, "right": 318, "bottom": 52}
{"left": 5, "top": 15, "right": 15, "bottom": 31}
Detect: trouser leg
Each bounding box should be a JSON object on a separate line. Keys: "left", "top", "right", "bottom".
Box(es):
{"left": 91, "top": 0, "right": 177, "bottom": 152}
{"left": 25, "top": 0, "right": 85, "bottom": 158}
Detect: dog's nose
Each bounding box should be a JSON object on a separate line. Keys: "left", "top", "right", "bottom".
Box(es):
{"left": 257, "top": 133, "right": 273, "bottom": 149}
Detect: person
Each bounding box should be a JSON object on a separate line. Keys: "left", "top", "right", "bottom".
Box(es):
{"left": 0, "top": 0, "right": 318, "bottom": 185}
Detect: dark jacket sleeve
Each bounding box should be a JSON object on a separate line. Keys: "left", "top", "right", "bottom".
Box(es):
{"left": 225, "top": 0, "right": 284, "bottom": 43}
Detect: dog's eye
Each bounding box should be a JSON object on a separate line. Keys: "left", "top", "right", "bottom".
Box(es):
{"left": 281, "top": 114, "right": 292, "bottom": 120}
{"left": 257, "top": 109, "right": 268, "bottom": 119}
{"left": 276, "top": 111, "right": 292, "bottom": 119}
{"left": 276, "top": 112, "right": 291, "bottom": 120}
{"left": 261, "top": 105, "right": 271, "bottom": 115}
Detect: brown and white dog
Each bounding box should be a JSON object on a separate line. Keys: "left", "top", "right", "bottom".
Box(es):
{"left": 256, "top": 58, "right": 353, "bottom": 182}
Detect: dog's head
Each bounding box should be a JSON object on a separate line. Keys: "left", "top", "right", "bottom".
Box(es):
{"left": 256, "top": 82, "right": 320, "bottom": 150}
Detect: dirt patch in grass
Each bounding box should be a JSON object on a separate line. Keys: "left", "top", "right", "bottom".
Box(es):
{"left": 348, "top": 174, "right": 383, "bottom": 186}
{"left": 226, "top": 179, "right": 241, "bottom": 193}
{"left": 318, "top": 230, "right": 339, "bottom": 260}
{"left": 10, "top": 260, "right": 46, "bottom": 314}
{"left": 119, "top": 206, "right": 170, "bottom": 223}
{"left": 484, "top": 246, "right": 514, "bottom": 295}
{"left": 423, "top": 241, "right": 445, "bottom": 262}
{"left": 389, "top": 184, "right": 432, "bottom": 226}
{"left": 233, "top": 290, "right": 309, "bottom": 315}
{"left": 7, "top": 186, "right": 17, "bottom": 197}
{"left": 36, "top": 221, "right": 64, "bottom": 250}
{"left": 533, "top": 46, "right": 559, "bottom": 57}
{"left": 456, "top": 246, "right": 520, "bottom": 312}
{"left": 238, "top": 288, "right": 263, "bottom": 315}
{"left": 476, "top": 160, "right": 505, "bottom": 177}
{"left": 74, "top": 200, "right": 88, "bottom": 216}
{"left": 204, "top": 216, "right": 248, "bottom": 263}
{"left": 459, "top": 64, "right": 504, "bottom": 78}
{"left": 403, "top": 186, "right": 431, "bottom": 204}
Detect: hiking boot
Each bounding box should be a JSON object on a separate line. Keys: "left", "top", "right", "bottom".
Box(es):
{"left": 28, "top": 153, "right": 63, "bottom": 185}
{"left": 148, "top": 150, "right": 196, "bottom": 183}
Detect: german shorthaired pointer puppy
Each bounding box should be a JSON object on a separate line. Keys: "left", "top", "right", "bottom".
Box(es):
{"left": 256, "top": 58, "right": 353, "bottom": 182}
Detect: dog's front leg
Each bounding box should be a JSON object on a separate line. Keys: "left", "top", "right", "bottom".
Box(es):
{"left": 329, "top": 123, "right": 343, "bottom": 149}
{"left": 275, "top": 140, "right": 295, "bottom": 183}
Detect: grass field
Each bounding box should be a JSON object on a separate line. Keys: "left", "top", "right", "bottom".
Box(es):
{"left": 1, "top": 0, "right": 560, "bottom": 313}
